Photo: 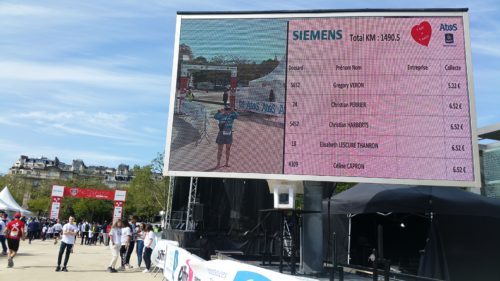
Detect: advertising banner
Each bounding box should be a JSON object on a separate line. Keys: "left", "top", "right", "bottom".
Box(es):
{"left": 113, "top": 190, "right": 127, "bottom": 202}
{"left": 49, "top": 196, "right": 62, "bottom": 220}
{"left": 51, "top": 185, "right": 65, "bottom": 197}
{"left": 164, "top": 245, "right": 204, "bottom": 281}
{"left": 236, "top": 99, "right": 285, "bottom": 116}
{"left": 112, "top": 201, "right": 123, "bottom": 223}
{"left": 63, "top": 187, "right": 115, "bottom": 200}
{"left": 189, "top": 259, "right": 303, "bottom": 281}
{"left": 152, "top": 239, "right": 179, "bottom": 270}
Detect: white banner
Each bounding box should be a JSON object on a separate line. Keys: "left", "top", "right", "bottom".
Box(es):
{"left": 49, "top": 201, "right": 60, "bottom": 220}
{"left": 152, "top": 239, "right": 178, "bottom": 269}
{"left": 114, "top": 190, "right": 127, "bottom": 201}
{"left": 112, "top": 201, "right": 123, "bottom": 224}
{"left": 51, "top": 185, "right": 65, "bottom": 197}
{"left": 164, "top": 245, "right": 204, "bottom": 281}
{"left": 189, "top": 259, "right": 303, "bottom": 281}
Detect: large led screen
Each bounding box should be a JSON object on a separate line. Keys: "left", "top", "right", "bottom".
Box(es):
{"left": 164, "top": 10, "right": 480, "bottom": 187}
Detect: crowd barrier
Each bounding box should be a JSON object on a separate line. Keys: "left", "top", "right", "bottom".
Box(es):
{"left": 151, "top": 238, "right": 307, "bottom": 281}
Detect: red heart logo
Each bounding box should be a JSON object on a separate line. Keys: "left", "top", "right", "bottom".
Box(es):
{"left": 411, "top": 21, "right": 432, "bottom": 46}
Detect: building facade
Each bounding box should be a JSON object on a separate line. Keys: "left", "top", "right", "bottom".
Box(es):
{"left": 8, "top": 155, "right": 132, "bottom": 188}
{"left": 478, "top": 123, "right": 500, "bottom": 197}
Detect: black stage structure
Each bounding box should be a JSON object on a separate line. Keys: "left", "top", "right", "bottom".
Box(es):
{"left": 165, "top": 177, "right": 282, "bottom": 260}
{"left": 325, "top": 183, "right": 500, "bottom": 281}
{"left": 164, "top": 177, "right": 335, "bottom": 274}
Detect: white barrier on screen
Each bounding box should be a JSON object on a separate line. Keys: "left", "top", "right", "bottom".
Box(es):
{"left": 236, "top": 99, "right": 285, "bottom": 116}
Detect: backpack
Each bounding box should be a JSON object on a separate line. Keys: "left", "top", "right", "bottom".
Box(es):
{"left": 85, "top": 224, "right": 90, "bottom": 231}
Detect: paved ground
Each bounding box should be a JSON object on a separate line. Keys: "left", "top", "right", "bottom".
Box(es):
{"left": 169, "top": 100, "right": 285, "bottom": 174}
{"left": 0, "top": 239, "right": 156, "bottom": 281}
{"left": 0, "top": 238, "right": 374, "bottom": 281}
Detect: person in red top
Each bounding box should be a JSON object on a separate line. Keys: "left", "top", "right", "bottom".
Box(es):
{"left": 5, "top": 212, "right": 25, "bottom": 268}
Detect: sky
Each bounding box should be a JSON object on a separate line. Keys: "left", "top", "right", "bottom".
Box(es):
{"left": 1, "top": 0, "right": 499, "bottom": 173}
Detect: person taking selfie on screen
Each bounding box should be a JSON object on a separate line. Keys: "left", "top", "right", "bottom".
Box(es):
{"left": 214, "top": 105, "right": 239, "bottom": 168}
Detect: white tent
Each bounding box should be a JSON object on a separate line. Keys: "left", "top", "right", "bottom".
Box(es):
{"left": 246, "top": 57, "right": 286, "bottom": 102}
{"left": 0, "top": 186, "right": 32, "bottom": 215}
{"left": 0, "top": 198, "right": 17, "bottom": 211}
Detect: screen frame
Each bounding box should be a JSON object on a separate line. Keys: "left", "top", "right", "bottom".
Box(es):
{"left": 163, "top": 9, "right": 480, "bottom": 188}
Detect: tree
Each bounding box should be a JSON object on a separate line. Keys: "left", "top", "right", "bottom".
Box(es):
{"left": 69, "top": 198, "right": 113, "bottom": 223}
{"left": 179, "top": 43, "right": 193, "bottom": 61}
{"left": 192, "top": 56, "right": 208, "bottom": 65}
{"left": 151, "top": 152, "right": 164, "bottom": 174}
{"left": 124, "top": 153, "right": 170, "bottom": 220}
{"left": 0, "top": 174, "right": 32, "bottom": 205}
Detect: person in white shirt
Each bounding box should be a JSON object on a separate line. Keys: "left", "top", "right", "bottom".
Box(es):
{"left": 80, "top": 221, "right": 87, "bottom": 245}
{"left": 41, "top": 225, "right": 47, "bottom": 241}
{"left": 55, "top": 216, "right": 78, "bottom": 272}
{"left": 53, "top": 220, "right": 63, "bottom": 245}
{"left": 47, "top": 225, "right": 54, "bottom": 239}
{"left": 142, "top": 224, "right": 155, "bottom": 273}
{"left": 119, "top": 219, "right": 131, "bottom": 270}
{"left": 107, "top": 219, "right": 122, "bottom": 273}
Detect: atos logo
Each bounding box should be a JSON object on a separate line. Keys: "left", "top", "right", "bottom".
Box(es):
{"left": 439, "top": 24, "right": 458, "bottom": 32}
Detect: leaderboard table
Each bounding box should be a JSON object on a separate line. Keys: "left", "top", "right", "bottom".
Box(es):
{"left": 167, "top": 10, "right": 479, "bottom": 186}
{"left": 284, "top": 17, "right": 474, "bottom": 181}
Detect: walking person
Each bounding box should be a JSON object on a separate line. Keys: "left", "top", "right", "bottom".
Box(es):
{"left": 107, "top": 219, "right": 122, "bottom": 273}
{"left": 55, "top": 216, "right": 78, "bottom": 272}
{"left": 136, "top": 223, "right": 146, "bottom": 269}
{"left": 53, "top": 220, "right": 63, "bottom": 245}
{"left": 222, "top": 89, "right": 229, "bottom": 107}
{"left": 86, "top": 223, "right": 93, "bottom": 245}
{"left": 27, "top": 219, "right": 37, "bottom": 244}
{"left": 80, "top": 221, "right": 87, "bottom": 245}
{"left": 0, "top": 213, "right": 7, "bottom": 255}
{"left": 142, "top": 224, "right": 155, "bottom": 273}
{"left": 125, "top": 216, "right": 138, "bottom": 269}
{"left": 41, "top": 224, "right": 47, "bottom": 241}
{"left": 119, "top": 219, "right": 131, "bottom": 270}
{"left": 5, "top": 212, "right": 25, "bottom": 268}
{"left": 47, "top": 224, "right": 54, "bottom": 240}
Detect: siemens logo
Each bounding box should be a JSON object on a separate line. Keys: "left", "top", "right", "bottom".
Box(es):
{"left": 439, "top": 24, "right": 458, "bottom": 31}
{"left": 292, "top": 30, "right": 343, "bottom": 40}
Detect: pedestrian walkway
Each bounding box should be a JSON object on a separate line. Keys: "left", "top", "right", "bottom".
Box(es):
{"left": 0, "top": 238, "right": 377, "bottom": 281}
{"left": 0, "top": 239, "right": 152, "bottom": 281}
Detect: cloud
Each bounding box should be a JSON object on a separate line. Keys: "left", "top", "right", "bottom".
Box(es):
{"left": 0, "top": 3, "right": 54, "bottom": 16}
{"left": 0, "top": 61, "right": 168, "bottom": 90}
{"left": 0, "top": 116, "right": 21, "bottom": 127}
{"left": 2, "top": 110, "right": 163, "bottom": 147}
{"left": 472, "top": 42, "right": 500, "bottom": 58}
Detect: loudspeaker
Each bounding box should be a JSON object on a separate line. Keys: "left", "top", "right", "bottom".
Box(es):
{"left": 193, "top": 203, "right": 204, "bottom": 221}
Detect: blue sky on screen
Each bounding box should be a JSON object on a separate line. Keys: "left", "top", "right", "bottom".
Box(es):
{"left": 0, "top": 0, "right": 499, "bottom": 173}
{"left": 181, "top": 19, "right": 287, "bottom": 62}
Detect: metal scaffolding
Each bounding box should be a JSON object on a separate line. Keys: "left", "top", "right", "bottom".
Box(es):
{"left": 165, "top": 176, "right": 175, "bottom": 230}
{"left": 185, "top": 177, "right": 198, "bottom": 231}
